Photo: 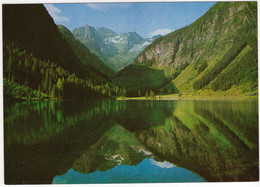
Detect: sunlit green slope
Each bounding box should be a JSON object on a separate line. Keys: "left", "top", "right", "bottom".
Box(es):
{"left": 115, "top": 2, "right": 257, "bottom": 96}
{"left": 113, "top": 64, "right": 177, "bottom": 96}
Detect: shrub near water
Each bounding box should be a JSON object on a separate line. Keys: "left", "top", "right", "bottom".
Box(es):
{"left": 4, "top": 79, "right": 46, "bottom": 101}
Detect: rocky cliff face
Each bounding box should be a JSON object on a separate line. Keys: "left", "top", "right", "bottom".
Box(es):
{"left": 136, "top": 2, "right": 256, "bottom": 71}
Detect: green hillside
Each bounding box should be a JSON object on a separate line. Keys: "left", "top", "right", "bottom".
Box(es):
{"left": 113, "top": 64, "right": 176, "bottom": 96}
{"left": 116, "top": 2, "right": 257, "bottom": 96}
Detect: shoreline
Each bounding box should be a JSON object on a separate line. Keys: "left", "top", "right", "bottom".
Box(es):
{"left": 117, "top": 94, "right": 258, "bottom": 101}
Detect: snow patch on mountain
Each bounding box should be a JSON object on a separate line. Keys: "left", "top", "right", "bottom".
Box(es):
{"left": 104, "top": 34, "right": 126, "bottom": 44}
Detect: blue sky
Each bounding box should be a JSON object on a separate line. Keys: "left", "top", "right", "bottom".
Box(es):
{"left": 44, "top": 2, "right": 215, "bottom": 38}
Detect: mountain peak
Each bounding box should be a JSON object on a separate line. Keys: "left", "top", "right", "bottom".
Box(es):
{"left": 97, "top": 27, "right": 115, "bottom": 33}
{"left": 96, "top": 27, "right": 116, "bottom": 39}
{"left": 129, "top": 31, "right": 138, "bottom": 35}
{"left": 83, "top": 24, "right": 91, "bottom": 27}
{"left": 72, "top": 24, "right": 158, "bottom": 72}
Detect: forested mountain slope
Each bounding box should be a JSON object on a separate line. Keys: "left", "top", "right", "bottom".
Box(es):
{"left": 4, "top": 4, "right": 88, "bottom": 78}
{"left": 114, "top": 2, "right": 257, "bottom": 96}
{"left": 3, "top": 4, "right": 122, "bottom": 102}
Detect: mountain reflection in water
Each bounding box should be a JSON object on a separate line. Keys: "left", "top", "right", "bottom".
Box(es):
{"left": 4, "top": 99, "right": 258, "bottom": 184}
{"left": 53, "top": 159, "right": 204, "bottom": 184}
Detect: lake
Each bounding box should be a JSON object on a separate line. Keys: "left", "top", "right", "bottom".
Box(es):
{"left": 4, "top": 98, "right": 258, "bottom": 184}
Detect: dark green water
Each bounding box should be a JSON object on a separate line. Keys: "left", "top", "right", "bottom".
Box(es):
{"left": 4, "top": 99, "right": 258, "bottom": 184}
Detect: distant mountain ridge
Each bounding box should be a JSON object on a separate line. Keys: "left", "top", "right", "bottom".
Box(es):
{"left": 72, "top": 25, "right": 161, "bottom": 72}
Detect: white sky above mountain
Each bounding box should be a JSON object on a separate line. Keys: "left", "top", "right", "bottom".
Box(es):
{"left": 149, "top": 29, "right": 173, "bottom": 37}
{"left": 44, "top": 4, "right": 69, "bottom": 22}
{"left": 86, "top": 3, "right": 131, "bottom": 11}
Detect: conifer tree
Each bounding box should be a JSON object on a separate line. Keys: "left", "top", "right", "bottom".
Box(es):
{"left": 145, "top": 90, "right": 149, "bottom": 98}
{"left": 150, "top": 90, "right": 155, "bottom": 99}
{"left": 51, "top": 85, "right": 57, "bottom": 98}
{"left": 138, "top": 90, "right": 141, "bottom": 97}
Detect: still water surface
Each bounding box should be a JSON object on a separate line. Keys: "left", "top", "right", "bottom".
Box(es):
{"left": 4, "top": 99, "right": 258, "bottom": 184}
